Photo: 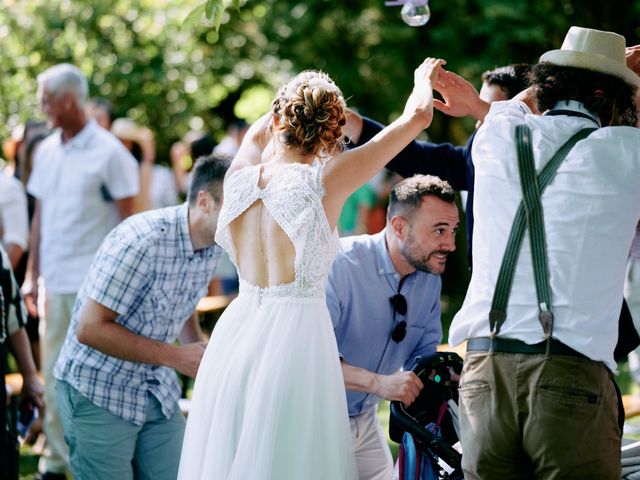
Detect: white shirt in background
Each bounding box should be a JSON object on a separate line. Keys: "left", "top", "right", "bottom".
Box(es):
{"left": 0, "top": 169, "right": 29, "bottom": 251}
{"left": 27, "top": 120, "right": 139, "bottom": 294}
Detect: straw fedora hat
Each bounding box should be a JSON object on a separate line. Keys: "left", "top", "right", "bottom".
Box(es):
{"left": 540, "top": 26, "right": 640, "bottom": 88}
{"left": 111, "top": 118, "right": 152, "bottom": 145}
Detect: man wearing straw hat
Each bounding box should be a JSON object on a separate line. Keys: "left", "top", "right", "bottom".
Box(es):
{"left": 448, "top": 27, "right": 640, "bottom": 478}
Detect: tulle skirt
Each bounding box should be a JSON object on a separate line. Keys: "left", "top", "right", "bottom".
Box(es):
{"left": 177, "top": 288, "right": 358, "bottom": 479}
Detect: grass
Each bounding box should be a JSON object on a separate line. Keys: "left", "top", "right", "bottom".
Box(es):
{"left": 18, "top": 445, "right": 43, "bottom": 479}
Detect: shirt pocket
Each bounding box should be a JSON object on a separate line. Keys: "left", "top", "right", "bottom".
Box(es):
{"left": 139, "top": 290, "right": 173, "bottom": 339}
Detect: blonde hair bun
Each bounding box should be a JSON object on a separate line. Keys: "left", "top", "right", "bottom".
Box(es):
{"left": 272, "top": 70, "right": 346, "bottom": 157}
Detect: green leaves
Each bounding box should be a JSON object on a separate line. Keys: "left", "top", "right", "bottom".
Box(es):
{"left": 183, "top": 3, "right": 207, "bottom": 32}
{"left": 1, "top": 0, "right": 638, "bottom": 167}
{"left": 205, "top": 0, "right": 225, "bottom": 32}
{"left": 184, "top": 0, "right": 245, "bottom": 37}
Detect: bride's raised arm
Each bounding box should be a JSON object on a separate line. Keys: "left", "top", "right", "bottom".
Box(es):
{"left": 226, "top": 113, "right": 273, "bottom": 178}
{"left": 322, "top": 57, "right": 445, "bottom": 221}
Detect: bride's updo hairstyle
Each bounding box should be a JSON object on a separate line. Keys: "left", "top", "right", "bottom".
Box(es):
{"left": 271, "top": 70, "right": 347, "bottom": 158}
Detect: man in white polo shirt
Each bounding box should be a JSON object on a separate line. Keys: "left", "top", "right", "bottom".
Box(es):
{"left": 26, "top": 64, "right": 139, "bottom": 480}
{"left": 449, "top": 27, "right": 640, "bottom": 479}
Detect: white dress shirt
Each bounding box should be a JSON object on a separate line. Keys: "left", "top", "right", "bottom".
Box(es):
{"left": 449, "top": 99, "right": 640, "bottom": 371}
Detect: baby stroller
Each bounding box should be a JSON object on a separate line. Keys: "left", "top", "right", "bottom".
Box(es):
{"left": 389, "top": 352, "right": 464, "bottom": 480}
{"left": 390, "top": 352, "right": 640, "bottom": 480}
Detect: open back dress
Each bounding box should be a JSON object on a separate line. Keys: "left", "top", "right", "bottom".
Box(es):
{"left": 177, "top": 161, "right": 358, "bottom": 479}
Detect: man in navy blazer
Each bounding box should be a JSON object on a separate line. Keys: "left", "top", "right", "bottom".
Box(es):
{"left": 344, "top": 64, "right": 530, "bottom": 268}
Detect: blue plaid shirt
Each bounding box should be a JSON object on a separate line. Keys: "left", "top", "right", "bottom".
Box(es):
{"left": 54, "top": 203, "right": 221, "bottom": 425}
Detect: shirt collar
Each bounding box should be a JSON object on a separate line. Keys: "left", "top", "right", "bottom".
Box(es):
{"left": 546, "top": 100, "right": 601, "bottom": 127}
{"left": 373, "top": 230, "right": 398, "bottom": 277}
{"left": 56, "top": 119, "right": 97, "bottom": 149}
{"left": 177, "top": 202, "right": 195, "bottom": 257}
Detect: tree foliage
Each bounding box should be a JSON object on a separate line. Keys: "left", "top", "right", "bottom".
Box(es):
{"left": 1, "top": 0, "right": 638, "bottom": 320}
{"left": 2, "top": 0, "right": 638, "bottom": 155}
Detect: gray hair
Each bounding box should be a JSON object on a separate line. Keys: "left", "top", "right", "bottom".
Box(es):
{"left": 37, "top": 64, "right": 88, "bottom": 105}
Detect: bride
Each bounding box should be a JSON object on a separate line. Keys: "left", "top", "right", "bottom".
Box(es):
{"left": 178, "top": 57, "right": 444, "bottom": 479}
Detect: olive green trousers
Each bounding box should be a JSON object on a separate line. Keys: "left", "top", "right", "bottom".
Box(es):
{"left": 459, "top": 350, "right": 620, "bottom": 480}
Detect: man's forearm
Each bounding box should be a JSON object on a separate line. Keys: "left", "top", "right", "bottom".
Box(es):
{"left": 115, "top": 196, "right": 137, "bottom": 219}
{"left": 341, "top": 361, "right": 379, "bottom": 394}
{"left": 5, "top": 244, "right": 24, "bottom": 271}
{"left": 9, "top": 328, "right": 38, "bottom": 379}
{"left": 341, "top": 359, "right": 423, "bottom": 404}
{"left": 77, "top": 318, "right": 175, "bottom": 367}
{"left": 77, "top": 299, "right": 205, "bottom": 378}
{"left": 27, "top": 202, "right": 41, "bottom": 285}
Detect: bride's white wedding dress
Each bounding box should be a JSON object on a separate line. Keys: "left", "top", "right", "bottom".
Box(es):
{"left": 178, "top": 162, "right": 358, "bottom": 479}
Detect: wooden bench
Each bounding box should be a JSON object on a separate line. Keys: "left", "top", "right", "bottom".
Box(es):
{"left": 196, "top": 295, "right": 233, "bottom": 314}
{"left": 196, "top": 295, "right": 233, "bottom": 334}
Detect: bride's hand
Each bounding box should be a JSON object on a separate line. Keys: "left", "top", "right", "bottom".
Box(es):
{"left": 415, "top": 57, "right": 446, "bottom": 87}
{"left": 403, "top": 57, "right": 446, "bottom": 126}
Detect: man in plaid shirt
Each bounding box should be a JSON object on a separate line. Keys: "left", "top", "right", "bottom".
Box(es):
{"left": 54, "top": 154, "right": 227, "bottom": 480}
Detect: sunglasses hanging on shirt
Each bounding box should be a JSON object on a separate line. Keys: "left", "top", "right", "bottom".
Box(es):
{"left": 389, "top": 285, "right": 408, "bottom": 343}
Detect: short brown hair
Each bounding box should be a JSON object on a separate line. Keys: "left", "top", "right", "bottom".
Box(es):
{"left": 387, "top": 175, "right": 455, "bottom": 221}
{"left": 188, "top": 153, "right": 231, "bottom": 205}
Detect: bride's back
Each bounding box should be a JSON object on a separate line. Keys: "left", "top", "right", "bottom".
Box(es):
{"left": 229, "top": 164, "right": 297, "bottom": 288}
{"left": 217, "top": 160, "right": 338, "bottom": 297}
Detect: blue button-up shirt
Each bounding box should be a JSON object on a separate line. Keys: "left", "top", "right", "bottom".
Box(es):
{"left": 326, "top": 231, "right": 442, "bottom": 417}
{"left": 54, "top": 203, "right": 221, "bottom": 425}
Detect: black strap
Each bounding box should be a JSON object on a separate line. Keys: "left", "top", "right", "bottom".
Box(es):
{"left": 489, "top": 127, "right": 596, "bottom": 336}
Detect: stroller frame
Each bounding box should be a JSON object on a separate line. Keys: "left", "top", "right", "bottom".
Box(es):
{"left": 389, "top": 352, "right": 464, "bottom": 479}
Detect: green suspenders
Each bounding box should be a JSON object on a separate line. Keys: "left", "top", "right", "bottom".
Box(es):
{"left": 488, "top": 125, "right": 596, "bottom": 355}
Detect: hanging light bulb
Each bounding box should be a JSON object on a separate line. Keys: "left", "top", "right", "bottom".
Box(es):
{"left": 400, "top": 0, "right": 430, "bottom": 27}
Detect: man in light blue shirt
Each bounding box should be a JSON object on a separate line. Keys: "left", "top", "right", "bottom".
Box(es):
{"left": 327, "top": 174, "right": 459, "bottom": 480}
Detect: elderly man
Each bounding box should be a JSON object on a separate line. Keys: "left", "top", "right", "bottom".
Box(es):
{"left": 26, "top": 63, "right": 139, "bottom": 480}
{"left": 327, "top": 175, "right": 459, "bottom": 480}
{"left": 449, "top": 27, "right": 640, "bottom": 479}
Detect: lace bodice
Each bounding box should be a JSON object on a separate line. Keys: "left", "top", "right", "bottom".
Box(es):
{"left": 215, "top": 162, "right": 339, "bottom": 299}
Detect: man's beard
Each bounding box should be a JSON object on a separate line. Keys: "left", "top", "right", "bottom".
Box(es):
{"left": 401, "top": 241, "right": 448, "bottom": 275}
